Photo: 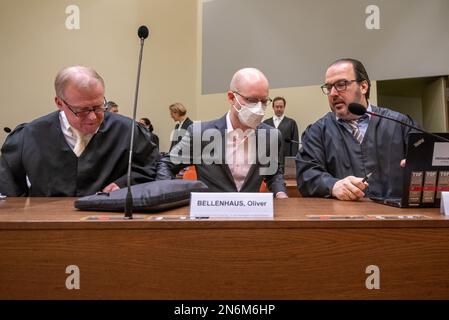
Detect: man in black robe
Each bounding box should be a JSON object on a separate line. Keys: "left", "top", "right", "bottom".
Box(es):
{"left": 296, "top": 58, "right": 418, "bottom": 200}
{"left": 263, "top": 96, "right": 299, "bottom": 158}
{"left": 0, "top": 65, "right": 158, "bottom": 197}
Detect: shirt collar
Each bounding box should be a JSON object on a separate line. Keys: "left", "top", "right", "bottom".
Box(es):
{"left": 177, "top": 117, "right": 187, "bottom": 128}
{"left": 59, "top": 111, "right": 97, "bottom": 138}
{"left": 226, "top": 112, "right": 234, "bottom": 133}
{"left": 274, "top": 114, "right": 285, "bottom": 122}
{"left": 59, "top": 111, "right": 74, "bottom": 137}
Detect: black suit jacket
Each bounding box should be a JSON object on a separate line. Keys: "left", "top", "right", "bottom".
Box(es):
{"left": 169, "top": 117, "right": 193, "bottom": 151}
{"left": 157, "top": 114, "right": 286, "bottom": 194}
{"left": 263, "top": 116, "right": 299, "bottom": 157}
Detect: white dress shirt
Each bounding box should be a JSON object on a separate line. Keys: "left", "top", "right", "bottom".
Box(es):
{"left": 59, "top": 111, "right": 93, "bottom": 155}
{"left": 273, "top": 114, "right": 285, "bottom": 128}
{"left": 225, "top": 112, "right": 255, "bottom": 191}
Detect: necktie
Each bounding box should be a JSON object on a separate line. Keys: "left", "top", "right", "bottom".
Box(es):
{"left": 347, "top": 120, "right": 363, "bottom": 144}
{"left": 73, "top": 130, "right": 87, "bottom": 157}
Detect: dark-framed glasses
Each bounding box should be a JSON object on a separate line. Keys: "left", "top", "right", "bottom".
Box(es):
{"left": 61, "top": 97, "right": 108, "bottom": 117}
{"left": 320, "top": 80, "right": 359, "bottom": 95}
{"left": 233, "top": 91, "right": 272, "bottom": 107}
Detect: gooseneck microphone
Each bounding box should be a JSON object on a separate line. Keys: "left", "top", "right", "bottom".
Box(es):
{"left": 348, "top": 103, "right": 449, "bottom": 143}
{"left": 125, "top": 25, "right": 150, "bottom": 219}
{"left": 138, "top": 25, "right": 149, "bottom": 40}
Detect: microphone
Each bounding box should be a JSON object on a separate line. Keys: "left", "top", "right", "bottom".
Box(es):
{"left": 138, "top": 25, "right": 149, "bottom": 39}
{"left": 125, "top": 25, "right": 150, "bottom": 219}
{"left": 348, "top": 103, "right": 449, "bottom": 143}
{"left": 4, "top": 127, "right": 11, "bottom": 133}
{"left": 285, "top": 138, "right": 301, "bottom": 145}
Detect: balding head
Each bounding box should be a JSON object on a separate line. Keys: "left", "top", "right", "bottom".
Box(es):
{"left": 54, "top": 66, "right": 106, "bottom": 135}
{"left": 227, "top": 67, "right": 270, "bottom": 130}
{"left": 55, "top": 65, "right": 104, "bottom": 99}
{"left": 229, "top": 67, "right": 269, "bottom": 92}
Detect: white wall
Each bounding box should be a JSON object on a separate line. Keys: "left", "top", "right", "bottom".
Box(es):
{"left": 0, "top": 0, "right": 198, "bottom": 152}
{"left": 0, "top": 0, "right": 411, "bottom": 157}
{"left": 378, "top": 95, "right": 423, "bottom": 125}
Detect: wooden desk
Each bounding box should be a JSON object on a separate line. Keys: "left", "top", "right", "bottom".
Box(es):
{"left": 285, "top": 178, "right": 300, "bottom": 197}
{"left": 1, "top": 197, "right": 449, "bottom": 299}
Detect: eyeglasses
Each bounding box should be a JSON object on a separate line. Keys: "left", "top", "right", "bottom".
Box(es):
{"left": 233, "top": 91, "right": 272, "bottom": 107}
{"left": 320, "top": 80, "right": 359, "bottom": 95}
{"left": 61, "top": 97, "right": 107, "bottom": 117}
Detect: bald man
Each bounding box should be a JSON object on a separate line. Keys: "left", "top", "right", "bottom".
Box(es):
{"left": 157, "top": 68, "right": 287, "bottom": 198}
{"left": 0, "top": 65, "right": 159, "bottom": 196}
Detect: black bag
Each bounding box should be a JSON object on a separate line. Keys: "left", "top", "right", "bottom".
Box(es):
{"left": 74, "top": 179, "right": 208, "bottom": 212}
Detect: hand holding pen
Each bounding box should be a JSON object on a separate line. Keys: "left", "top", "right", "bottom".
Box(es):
{"left": 332, "top": 173, "right": 371, "bottom": 201}
{"left": 362, "top": 172, "right": 373, "bottom": 183}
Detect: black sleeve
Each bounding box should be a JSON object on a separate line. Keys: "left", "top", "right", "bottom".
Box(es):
{"left": 263, "top": 128, "right": 287, "bottom": 194}
{"left": 291, "top": 119, "right": 299, "bottom": 156}
{"left": 156, "top": 125, "right": 193, "bottom": 180}
{"left": 295, "top": 123, "right": 338, "bottom": 197}
{"left": 0, "top": 124, "right": 29, "bottom": 196}
{"left": 113, "top": 124, "right": 159, "bottom": 188}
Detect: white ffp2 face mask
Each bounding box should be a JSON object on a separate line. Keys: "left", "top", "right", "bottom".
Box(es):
{"left": 233, "top": 96, "right": 266, "bottom": 128}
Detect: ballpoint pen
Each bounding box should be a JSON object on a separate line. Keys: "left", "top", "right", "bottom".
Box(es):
{"left": 362, "top": 172, "right": 373, "bottom": 183}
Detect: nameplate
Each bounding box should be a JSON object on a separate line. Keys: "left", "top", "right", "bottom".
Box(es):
{"left": 433, "top": 142, "right": 449, "bottom": 166}
{"left": 440, "top": 192, "right": 449, "bottom": 216}
{"left": 190, "top": 192, "right": 273, "bottom": 218}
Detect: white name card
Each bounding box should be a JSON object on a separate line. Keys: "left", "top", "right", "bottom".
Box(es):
{"left": 432, "top": 142, "right": 449, "bottom": 166}
{"left": 440, "top": 192, "right": 449, "bottom": 216}
{"left": 190, "top": 192, "right": 273, "bottom": 218}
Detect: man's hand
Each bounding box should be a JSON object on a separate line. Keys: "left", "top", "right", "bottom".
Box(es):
{"left": 275, "top": 191, "right": 289, "bottom": 199}
{"left": 331, "top": 176, "right": 368, "bottom": 201}
{"left": 102, "top": 183, "right": 120, "bottom": 193}
{"left": 400, "top": 159, "right": 406, "bottom": 168}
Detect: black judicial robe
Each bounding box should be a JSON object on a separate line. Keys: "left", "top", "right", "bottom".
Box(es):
{"left": 296, "top": 105, "right": 418, "bottom": 198}
{"left": 0, "top": 111, "right": 158, "bottom": 196}
{"left": 263, "top": 116, "right": 299, "bottom": 157}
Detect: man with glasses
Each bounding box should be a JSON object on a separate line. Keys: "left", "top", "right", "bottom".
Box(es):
{"left": 157, "top": 67, "right": 287, "bottom": 198}
{"left": 0, "top": 65, "right": 158, "bottom": 196}
{"left": 296, "top": 58, "right": 418, "bottom": 200}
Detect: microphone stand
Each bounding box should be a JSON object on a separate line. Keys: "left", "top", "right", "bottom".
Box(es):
{"left": 125, "top": 35, "right": 146, "bottom": 219}
{"left": 366, "top": 110, "right": 449, "bottom": 143}
{"left": 285, "top": 138, "right": 302, "bottom": 146}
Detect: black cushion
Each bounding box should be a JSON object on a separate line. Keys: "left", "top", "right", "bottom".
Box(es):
{"left": 74, "top": 179, "right": 208, "bottom": 212}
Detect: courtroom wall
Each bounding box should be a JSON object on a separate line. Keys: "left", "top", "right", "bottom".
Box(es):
{"left": 0, "top": 0, "right": 198, "bottom": 152}
{"left": 1, "top": 0, "right": 446, "bottom": 153}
